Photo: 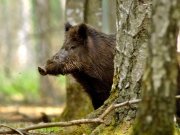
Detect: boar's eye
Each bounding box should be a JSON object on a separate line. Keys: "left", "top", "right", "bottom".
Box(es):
{"left": 70, "top": 45, "right": 77, "bottom": 50}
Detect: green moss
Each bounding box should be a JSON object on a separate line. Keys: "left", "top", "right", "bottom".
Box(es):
{"left": 60, "top": 80, "right": 93, "bottom": 121}
{"left": 90, "top": 121, "right": 133, "bottom": 135}
{"left": 175, "top": 124, "right": 180, "bottom": 135}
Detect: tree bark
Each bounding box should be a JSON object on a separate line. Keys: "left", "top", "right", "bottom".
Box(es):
{"left": 83, "top": 1, "right": 152, "bottom": 134}
{"left": 132, "top": 0, "right": 179, "bottom": 135}
{"left": 113, "top": 0, "right": 151, "bottom": 122}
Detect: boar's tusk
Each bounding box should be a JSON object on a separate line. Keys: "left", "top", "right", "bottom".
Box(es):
{"left": 38, "top": 66, "right": 47, "bottom": 76}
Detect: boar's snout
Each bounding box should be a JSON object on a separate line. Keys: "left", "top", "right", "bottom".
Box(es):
{"left": 38, "top": 49, "right": 69, "bottom": 76}
{"left": 52, "top": 49, "right": 68, "bottom": 62}
{"left": 38, "top": 66, "right": 47, "bottom": 76}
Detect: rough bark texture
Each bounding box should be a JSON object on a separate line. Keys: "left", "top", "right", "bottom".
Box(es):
{"left": 88, "top": 1, "right": 151, "bottom": 134}
{"left": 132, "top": 0, "right": 179, "bottom": 135}
{"left": 113, "top": 0, "right": 151, "bottom": 127}
{"left": 60, "top": 0, "right": 94, "bottom": 121}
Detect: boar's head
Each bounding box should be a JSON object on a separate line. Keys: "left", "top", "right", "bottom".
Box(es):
{"left": 38, "top": 22, "right": 89, "bottom": 76}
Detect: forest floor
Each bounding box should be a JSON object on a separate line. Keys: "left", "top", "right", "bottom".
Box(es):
{"left": 0, "top": 105, "right": 64, "bottom": 123}
{"left": 0, "top": 105, "right": 180, "bottom": 134}
{"left": 0, "top": 105, "right": 65, "bottom": 134}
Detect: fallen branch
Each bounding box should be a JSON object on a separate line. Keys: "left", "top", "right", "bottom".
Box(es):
{"left": 0, "top": 96, "right": 180, "bottom": 134}
{"left": 176, "top": 95, "right": 180, "bottom": 98}
{"left": 0, "top": 124, "right": 25, "bottom": 135}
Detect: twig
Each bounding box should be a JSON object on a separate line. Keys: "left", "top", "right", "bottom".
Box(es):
{"left": 176, "top": 95, "right": 180, "bottom": 99}
{"left": 99, "top": 99, "right": 141, "bottom": 119}
{"left": 0, "top": 118, "right": 102, "bottom": 134}
{"left": 0, "top": 124, "right": 25, "bottom": 135}
{"left": 0, "top": 96, "right": 180, "bottom": 134}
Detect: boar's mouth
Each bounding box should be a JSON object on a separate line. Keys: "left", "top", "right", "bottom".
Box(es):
{"left": 38, "top": 60, "right": 63, "bottom": 76}
{"left": 38, "top": 66, "right": 47, "bottom": 76}
{"left": 38, "top": 60, "right": 79, "bottom": 76}
{"left": 38, "top": 65, "right": 67, "bottom": 76}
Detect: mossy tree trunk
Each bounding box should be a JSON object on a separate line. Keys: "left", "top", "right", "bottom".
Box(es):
{"left": 90, "top": 0, "right": 152, "bottom": 134}
{"left": 132, "top": 0, "right": 180, "bottom": 135}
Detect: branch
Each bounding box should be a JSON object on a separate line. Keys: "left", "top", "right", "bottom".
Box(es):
{"left": 0, "top": 96, "right": 180, "bottom": 134}
{"left": 0, "top": 124, "right": 25, "bottom": 135}
{"left": 176, "top": 95, "right": 180, "bottom": 99}
{"left": 99, "top": 99, "right": 141, "bottom": 119}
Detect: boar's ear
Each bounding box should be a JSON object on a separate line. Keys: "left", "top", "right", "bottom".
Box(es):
{"left": 78, "top": 23, "right": 87, "bottom": 40}
{"left": 65, "top": 22, "right": 72, "bottom": 32}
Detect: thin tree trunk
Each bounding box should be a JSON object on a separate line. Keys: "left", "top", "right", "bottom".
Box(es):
{"left": 33, "top": 0, "right": 59, "bottom": 104}
{"left": 132, "top": 0, "right": 179, "bottom": 135}
{"left": 84, "top": 0, "right": 102, "bottom": 30}
{"left": 60, "top": 0, "right": 94, "bottom": 121}
{"left": 102, "top": 0, "right": 116, "bottom": 33}
{"left": 3, "top": 0, "right": 21, "bottom": 77}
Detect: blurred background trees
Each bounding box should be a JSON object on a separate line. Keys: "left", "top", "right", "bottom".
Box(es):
{"left": 0, "top": 0, "right": 116, "bottom": 108}
{"left": 32, "top": 0, "right": 63, "bottom": 105}
{"left": 0, "top": 0, "right": 66, "bottom": 105}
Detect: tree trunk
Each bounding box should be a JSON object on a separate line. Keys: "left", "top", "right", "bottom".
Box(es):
{"left": 132, "top": 0, "right": 179, "bottom": 135}
{"left": 89, "top": 0, "right": 151, "bottom": 134}
{"left": 33, "top": 0, "right": 60, "bottom": 104}
{"left": 2, "top": 0, "right": 21, "bottom": 77}
{"left": 113, "top": 0, "right": 151, "bottom": 121}
{"left": 84, "top": 0, "right": 102, "bottom": 30}
{"left": 60, "top": 0, "right": 94, "bottom": 121}
{"left": 102, "top": 0, "right": 116, "bottom": 33}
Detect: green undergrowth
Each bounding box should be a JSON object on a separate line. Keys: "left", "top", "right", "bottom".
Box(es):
{"left": 0, "top": 69, "right": 65, "bottom": 104}
{"left": 175, "top": 124, "right": 180, "bottom": 135}
{"left": 0, "top": 70, "right": 39, "bottom": 103}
